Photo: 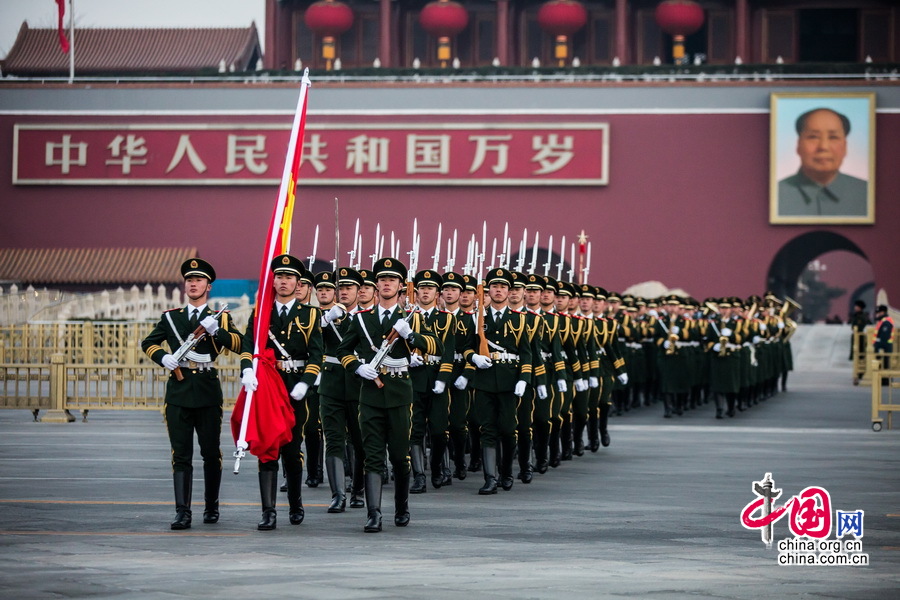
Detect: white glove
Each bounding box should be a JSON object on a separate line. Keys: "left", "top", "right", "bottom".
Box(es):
{"left": 472, "top": 354, "right": 493, "bottom": 369}
{"left": 721, "top": 327, "right": 733, "bottom": 336}
{"left": 537, "top": 384, "right": 548, "bottom": 400}
{"left": 241, "top": 367, "right": 258, "bottom": 392}
{"left": 575, "top": 378, "right": 588, "bottom": 392}
{"left": 432, "top": 380, "right": 446, "bottom": 395}
{"left": 356, "top": 364, "right": 379, "bottom": 380}
{"left": 409, "top": 353, "right": 424, "bottom": 368}
{"left": 759, "top": 323, "right": 767, "bottom": 332}
{"left": 314, "top": 372, "right": 321, "bottom": 387}
{"left": 514, "top": 380, "right": 527, "bottom": 397}
{"left": 161, "top": 354, "right": 179, "bottom": 371}
{"left": 290, "top": 381, "right": 309, "bottom": 401}
{"left": 392, "top": 319, "right": 413, "bottom": 339}
{"left": 454, "top": 375, "right": 468, "bottom": 390}
{"left": 589, "top": 376, "right": 599, "bottom": 389}
{"left": 200, "top": 316, "right": 219, "bottom": 336}
{"left": 649, "top": 309, "right": 658, "bottom": 317}
{"left": 713, "top": 343, "right": 722, "bottom": 352}
{"left": 671, "top": 325, "right": 680, "bottom": 335}
{"left": 777, "top": 321, "right": 785, "bottom": 330}
{"left": 322, "top": 304, "right": 345, "bottom": 325}
{"left": 617, "top": 373, "right": 629, "bottom": 385}
{"left": 557, "top": 379, "right": 568, "bottom": 393}
{"left": 663, "top": 340, "right": 672, "bottom": 349}
{"left": 752, "top": 335, "right": 761, "bottom": 344}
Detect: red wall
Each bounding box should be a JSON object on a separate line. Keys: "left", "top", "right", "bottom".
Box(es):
{"left": 2, "top": 111, "right": 898, "bottom": 304}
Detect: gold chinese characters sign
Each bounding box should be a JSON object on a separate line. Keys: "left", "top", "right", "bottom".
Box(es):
{"left": 13, "top": 121, "right": 610, "bottom": 187}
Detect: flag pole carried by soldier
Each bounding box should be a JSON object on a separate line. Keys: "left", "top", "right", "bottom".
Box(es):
{"left": 141, "top": 258, "right": 243, "bottom": 530}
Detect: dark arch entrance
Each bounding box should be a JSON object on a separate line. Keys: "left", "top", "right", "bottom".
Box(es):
{"left": 766, "top": 231, "right": 868, "bottom": 301}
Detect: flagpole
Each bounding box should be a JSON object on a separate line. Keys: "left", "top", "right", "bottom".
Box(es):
{"left": 68, "top": 0, "right": 74, "bottom": 84}
{"left": 234, "top": 69, "right": 312, "bottom": 474}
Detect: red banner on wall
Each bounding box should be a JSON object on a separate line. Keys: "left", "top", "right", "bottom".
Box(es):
{"left": 13, "top": 122, "right": 609, "bottom": 186}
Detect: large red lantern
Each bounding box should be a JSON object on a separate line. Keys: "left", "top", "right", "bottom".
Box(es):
{"left": 537, "top": 1, "right": 589, "bottom": 67}
{"left": 305, "top": 0, "right": 354, "bottom": 70}
{"left": 655, "top": 1, "right": 705, "bottom": 65}
{"left": 419, "top": 0, "right": 469, "bottom": 67}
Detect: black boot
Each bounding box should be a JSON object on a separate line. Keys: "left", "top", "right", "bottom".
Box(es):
{"left": 394, "top": 468, "right": 410, "bottom": 527}
{"left": 588, "top": 412, "right": 600, "bottom": 453}
{"left": 500, "top": 438, "right": 516, "bottom": 491}
{"left": 287, "top": 469, "right": 304, "bottom": 525}
{"left": 441, "top": 447, "right": 453, "bottom": 486}
{"left": 533, "top": 424, "right": 549, "bottom": 473}
{"left": 305, "top": 431, "right": 322, "bottom": 487}
{"left": 573, "top": 414, "right": 586, "bottom": 456}
{"left": 663, "top": 395, "right": 673, "bottom": 418}
{"left": 517, "top": 438, "right": 533, "bottom": 484}
{"left": 364, "top": 472, "right": 383, "bottom": 532}
{"left": 350, "top": 450, "right": 365, "bottom": 508}
{"left": 170, "top": 471, "right": 192, "bottom": 530}
{"left": 560, "top": 414, "right": 573, "bottom": 461}
{"left": 409, "top": 445, "right": 427, "bottom": 493}
{"left": 599, "top": 402, "right": 611, "bottom": 447}
{"left": 478, "top": 447, "right": 498, "bottom": 495}
{"left": 451, "top": 431, "right": 468, "bottom": 480}
{"left": 202, "top": 464, "right": 221, "bottom": 524}
{"left": 549, "top": 423, "right": 561, "bottom": 468}
{"left": 467, "top": 427, "right": 482, "bottom": 472}
{"left": 326, "top": 456, "right": 346, "bottom": 513}
{"left": 257, "top": 471, "right": 277, "bottom": 530}
{"left": 429, "top": 436, "right": 448, "bottom": 489}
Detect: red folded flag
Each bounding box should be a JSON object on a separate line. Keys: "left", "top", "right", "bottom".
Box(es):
{"left": 230, "top": 348, "right": 295, "bottom": 463}
{"left": 55, "top": 0, "right": 70, "bottom": 53}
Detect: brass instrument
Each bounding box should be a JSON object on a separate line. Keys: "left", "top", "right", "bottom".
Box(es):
{"left": 780, "top": 296, "right": 802, "bottom": 342}
{"left": 666, "top": 314, "right": 678, "bottom": 355}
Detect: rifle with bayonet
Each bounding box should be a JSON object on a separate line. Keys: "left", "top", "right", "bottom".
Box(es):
{"left": 169, "top": 304, "right": 228, "bottom": 381}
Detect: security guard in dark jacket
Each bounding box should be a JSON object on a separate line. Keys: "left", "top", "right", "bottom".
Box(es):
{"left": 336, "top": 258, "right": 441, "bottom": 532}
{"left": 239, "top": 254, "right": 323, "bottom": 530}
{"left": 141, "top": 258, "right": 243, "bottom": 530}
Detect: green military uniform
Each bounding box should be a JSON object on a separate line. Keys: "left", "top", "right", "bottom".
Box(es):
{"left": 408, "top": 269, "right": 457, "bottom": 492}
{"left": 533, "top": 275, "right": 566, "bottom": 473}
{"left": 591, "top": 286, "right": 626, "bottom": 448}
{"left": 141, "top": 258, "right": 243, "bottom": 530}
{"left": 239, "top": 254, "right": 323, "bottom": 529}
{"left": 654, "top": 295, "right": 693, "bottom": 417}
{"left": 511, "top": 271, "right": 545, "bottom": 483}
{"left": 336, "top": 257, "right": 441, "bottom": 532}
{"left": 551, "top": 279, "right": 580, "bottom": 467}
{"left": 468, "top": 268, "right": 533, "bottom": 494}
{"left": 708, "top": 299, "right": 744, "bottom": 418}
{"left": 317, "top": 266, "right": 365, "bottom": 512}
{"left": 442, "top": 272, "right": 477, "bottom": 480}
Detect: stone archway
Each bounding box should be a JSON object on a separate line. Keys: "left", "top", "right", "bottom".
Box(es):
{"left": 767, "top": 231, "right": 873, "bottom": 323}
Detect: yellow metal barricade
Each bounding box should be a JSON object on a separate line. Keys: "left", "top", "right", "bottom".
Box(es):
{"left": 870, "top": 355, "right": 900, "bottom": 431}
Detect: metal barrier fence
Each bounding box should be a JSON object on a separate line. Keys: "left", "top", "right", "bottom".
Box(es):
{"left": 870, "top": 357, "right": 899, "bottom": 431}
{"left": 0, "top": 354, "right": 243, "bottom": 422}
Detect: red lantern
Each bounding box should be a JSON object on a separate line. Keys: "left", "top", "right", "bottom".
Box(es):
{"left": 654, "top": 0, "right": 705, "bottom": 65}
{"left": 419, "top": 0, "right": 469, "bottom": 67}
{"left": 305, "top": 0, "right": 354, "bottom": 70}
{"left": 537, "top": 1, "right": 588, "bottom": 67}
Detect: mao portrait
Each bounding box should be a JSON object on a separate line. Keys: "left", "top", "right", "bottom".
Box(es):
{"left": 770, "top": 93, "right": 875, "bottom": 224}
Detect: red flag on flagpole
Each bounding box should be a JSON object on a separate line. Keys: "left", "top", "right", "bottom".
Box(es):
{"left": 231, "top": 70, "right": 312, "bottom": 472}
{"left": 55, "top": 0, "right": 70, "bottom": 53}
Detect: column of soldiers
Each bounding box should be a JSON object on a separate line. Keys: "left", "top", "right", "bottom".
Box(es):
{"left": 144, "top": 256, "right": 798, "bottom": 533}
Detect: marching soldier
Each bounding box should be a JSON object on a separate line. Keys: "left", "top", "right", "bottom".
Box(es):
{"left": 874, "top": 304, "right": 894, "bottom": 386}
{"left": 441, "top": 271, "right": 477, "bottom": 480}
{"left": 239, "top": 255, "right": 323, "bottom": 530}
{"left": 467, "top": 268, "right": 533, "bottom": 493}
{"left": 708, "top": 298, "right": 742, "bottom": 418}
{"left": 573, "top": 284, "right": 599, "bottom": 455}
{"left": 408, "top": 269, "right": 457, "bottom": 492}
{"left": 527, "top": 274, "right": 564, "bottom": 472}
{"left": 459, "top": 275, "right": 484, "bottom": 474}
{"left": 317, "top": 267, "right": 366, "bottom": 512}
{"left": 336, "top": 257, "right": 441, "bottom": 532}
{"left": 654, "top": 295, "right": 693, "bottom": 418}
{"left": 141, "top": 258, "right": 243, "bottom": 530}
{"left": 591, "top": 287, "right": 627, "bottom": 446}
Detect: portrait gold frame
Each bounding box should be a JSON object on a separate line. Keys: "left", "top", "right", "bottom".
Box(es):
{"left": 769, "top": 92, "right": 876, "bottom": 225}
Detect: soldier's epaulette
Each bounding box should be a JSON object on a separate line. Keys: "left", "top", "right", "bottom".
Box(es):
{"left": 464, "top": 310, "right": 475, "bottom": 315}
{"left": 164, "top": 307, "right": 180, "bottom": 312}
{"left": 439, "top": 309, "right": 451, "bottom": 314}
{"left": 357, "top": 307, "right": 374, "bottom": 314}
{"left": 510, "top": 307, "right": 524, "bottom": 313}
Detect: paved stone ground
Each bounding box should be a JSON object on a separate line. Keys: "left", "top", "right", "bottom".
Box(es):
{"left": 0, "top": 368, "right": 898, "bottom": 599}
